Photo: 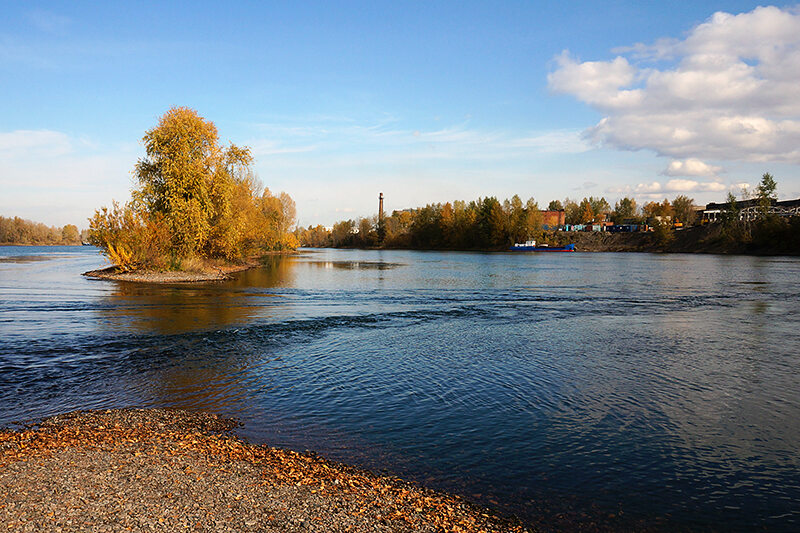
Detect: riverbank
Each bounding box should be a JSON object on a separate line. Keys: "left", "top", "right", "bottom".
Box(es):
{"left": 548, "top": 223, "right": 799, "bottom": 255}
{"left": 348, "top": 224, "right": 797, "bottom": 255}
{"left": 0, "top": 408, "right": 528, "bottom": 532}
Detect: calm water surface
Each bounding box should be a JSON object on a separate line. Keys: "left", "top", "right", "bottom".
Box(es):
{"left": 2, "top": 245, "right": 800, "bottom": 531}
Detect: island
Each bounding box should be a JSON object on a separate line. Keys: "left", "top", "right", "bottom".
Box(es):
{"left": 84, "top": 107, "right": 298, "bottom": 283}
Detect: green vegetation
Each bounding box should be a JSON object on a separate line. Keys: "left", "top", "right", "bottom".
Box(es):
{"left": 756, "top": 172, "right": 777, "bottom": 215}
{"left": 296, "top": 195, "right": 545, "bottom": 250}
{"left": 0, "top": 217, "right": 81, "bottom": 245}
{"left": 300, "top": 172, "right": 798, "bottom": 255}
{"left": 297, "top": 193, "right": 700, "bottom": 250}
{"left": 715, "top": 173, "right": 799, "bottom": 254}
{"left": 89, "top": 107, "right": 298, "bottom": 271}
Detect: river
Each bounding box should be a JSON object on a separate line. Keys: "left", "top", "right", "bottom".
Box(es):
{"left": 1, "top": 245, "right": 799, "bottom": 531}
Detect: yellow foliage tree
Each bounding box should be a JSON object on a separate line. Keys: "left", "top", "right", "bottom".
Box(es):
{"left": 90, "top": 107, "right": 297, "bottom": 270}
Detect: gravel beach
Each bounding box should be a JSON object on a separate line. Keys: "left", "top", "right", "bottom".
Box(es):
{"left": 82, "top": 264, "right": 255, "bottom": 283}
{"left": 0, "top": 409, "right": 530, "bottom": 532}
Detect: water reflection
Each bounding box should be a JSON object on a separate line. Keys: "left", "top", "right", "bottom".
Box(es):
{"left": 97, "top": 255, "right": 295, "bottom": 334}
{"left": 305, "top": 260, "right": 402, "bottom": 270}
{"left": 0, "top": 255, "right": 53, "bottom": 264}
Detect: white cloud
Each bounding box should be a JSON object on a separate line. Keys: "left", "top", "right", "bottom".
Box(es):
{"left": 636, "top": 181, "right": 662, "bottom": 193}
{"left": 664, "top": 179, "right": 726, "bottom": 193}
{"left": 549, "top": 5, "right": 800, "bottom": 163}
{"left": 631, "top": 179, "right": 727, "bottom": 195}
{"left": 0, "top": 130, "right": 72, "bottom": 158}
{"left": 663, "top": 158, "right": 722, "bottom": 176}
{"left": 548, "top": 53, "right": 643, "bottom": 109}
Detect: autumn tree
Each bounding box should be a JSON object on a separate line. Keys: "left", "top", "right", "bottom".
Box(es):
{"left": 131, "top": 107, "right": 250, "bottom": 255}
{"left": 295, "top": 225, "right": 332, "bottom": 247}
{"left": 721, "top": 191, "right": 740, "bottom": 227}
{"left": 0, "top": 216, "right": 81, "bottom": 245}
{"left": 642, "top": 199, "right": 673, "bottom": 223}
{"left": 331, "top": 220, "right": 355, "bottom": 247}
{"left": 90, "top": 107, "right": 297, "bottom": 269}
{"left": 578, "top": 198, "right": 595, "bottom": 223}
{"left": 507, "top": 195, "right": 528, "bottom": 244}
{"left": 756, "top": 172, "right": 778, "bottom": 215}
{"left": 62, "top": 224, "right": 80, "bottom": 244}
{"left": 563, "top": 198, "right": 581, "bottom": 224}
{"left": 672, "top": 195, "right": 696, "bottom": 226}
{"left": 641, "top": 201, "right": 661, "bottom": 222}
{"left": 440, "top": 202, "right": 455, "bottom": 246}
{"left": 484, "top": 197, "right": 508, "bottom": 247}
{"left": 357, "top": 216, "right": 379, "bottom": 247}
{"left": 525, "top": 198, "right": 544, "bottom": 240}
{"left": 548, "top": 199, "right": 563, "bottom": 211}
{"left": 613, "top": 197, "right": 638, "bottom": 223}
{"left": 588, "top": 197, "right": 611, "bottom": 221}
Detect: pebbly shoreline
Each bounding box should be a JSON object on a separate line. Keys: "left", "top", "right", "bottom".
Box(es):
{"left": 0, "top": 408, "right": 529, "bottom": 532}
{"left": 82, "top": 264, "right": 254, "bottom": 283}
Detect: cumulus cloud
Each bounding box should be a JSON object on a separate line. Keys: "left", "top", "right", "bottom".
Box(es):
{"left": 610, "top": 179, "right": 725, "bottom": 197}
{"left": 663, "top": 158, "right": 722, "bottom": 176}
{"left": 616, "top": 178, "right": 728, "bottom": 196}
{"left": 548, "top": 5, "right": 800, "bottom": 163}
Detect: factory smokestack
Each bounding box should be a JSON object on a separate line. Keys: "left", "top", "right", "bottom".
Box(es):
{"left": 378, "top": 192, "right": 384, "bottom": 220}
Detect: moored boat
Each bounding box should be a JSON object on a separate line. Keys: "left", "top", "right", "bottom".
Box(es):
{"left": 510, "top": 240, "right": 576, "bottom": 252}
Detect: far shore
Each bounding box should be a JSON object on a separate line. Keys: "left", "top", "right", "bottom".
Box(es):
{"left": 322, "top": 224, "right": 799, "bottom": 256}
{"left": 0, "top": 408, "right": 528, "bottom": 532}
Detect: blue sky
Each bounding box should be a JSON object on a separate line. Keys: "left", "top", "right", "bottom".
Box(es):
{"left": 2, "top": 1, "right": 799, "bottom": 227}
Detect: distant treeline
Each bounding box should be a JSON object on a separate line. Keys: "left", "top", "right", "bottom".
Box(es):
{"left": 295, "top": 194, "right": 699, "bottom": 250}
{"left": 0, "top": 216, "right": 82, "bottom": 245}
{"left": 297, "top": 173, "right": 799, "bottom": 255}
{"left": 713, "top": 208, "right": 800, "bottom": 255}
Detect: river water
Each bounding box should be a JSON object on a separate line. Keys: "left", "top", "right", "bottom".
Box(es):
{"left": 1, "top": 245, "right": 799, "bottom": 531}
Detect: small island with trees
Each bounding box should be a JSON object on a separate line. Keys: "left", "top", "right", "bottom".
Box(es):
{"left": 84, "top": 107, "right": 298, "bottom": 282}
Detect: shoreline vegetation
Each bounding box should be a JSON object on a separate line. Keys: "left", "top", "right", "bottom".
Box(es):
{"left": 297, "top": 173, "right": 799, "bottom": 256}
{"left": 86, "top": 107, "right": 298, "bottom": 282}
{"left": 0, "top": 408, "right": 529, "bottom": 532}
{"left": 0, "top": 216, "right": 83, "bottom": 246}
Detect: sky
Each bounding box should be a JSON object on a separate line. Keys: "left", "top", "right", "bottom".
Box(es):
{"left": 2, "top": 1, "right": 800, "bottom": 228}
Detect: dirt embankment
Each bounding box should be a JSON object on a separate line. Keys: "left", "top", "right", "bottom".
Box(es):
{"left": 0, "top": 408, "right": 528, "bottom": 533}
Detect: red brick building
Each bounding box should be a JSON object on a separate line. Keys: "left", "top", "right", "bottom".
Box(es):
{"left": 541, "top": 210, "right": 565, "bottom": 228}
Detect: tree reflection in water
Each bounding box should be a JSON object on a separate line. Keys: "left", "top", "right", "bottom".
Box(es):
{"left": 97, "top": 255, "right": 296, "bottom": 334}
